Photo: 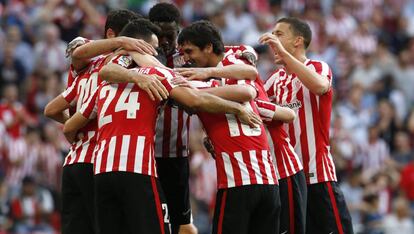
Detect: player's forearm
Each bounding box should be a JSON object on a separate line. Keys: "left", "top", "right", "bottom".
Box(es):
{"left": 63, "top": 112, "right": 90, "bottom": 136}
{"left": 71, "top": 38, "right": 123, "bottom": 71}
{"left": 129, "top": 52, "right": 166, "bottom": 68}
{"left": 209, "top": 64, "right": 258, "bottom": 80}
{"left": 99, "top": 63, "right": 138, "bottom": 83}
{"left": 193, "top": 92, "right": 244, "bottom": 114}
{"left": 281, "top": 53, "right": 330, "bottom": 95}
{"left": 201, "top": 85, "right": 256, "bottom": 103}
{"left": 44, "top": 95, "right": 71, "bottom": 124}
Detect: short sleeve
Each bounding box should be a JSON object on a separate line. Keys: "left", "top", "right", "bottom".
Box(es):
{"left": 61, "top": 76, "right": 78, "bottom": 104}
{"left": 255, "top": 100, "right": 277, "bottom": 123}
{"left": 80, "top": 86, "right": 99, "bottom": 119}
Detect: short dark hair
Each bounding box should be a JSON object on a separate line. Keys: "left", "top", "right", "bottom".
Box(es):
{"left": 177, "top": 20, "right": 224, "bottom": 55}
{"left": 148, "top": 3, "right": 181, "bottom": 24}
{"left": 119, "top": 19, "right": 161, "bottom": 43}
{"left": 104, "top": 9, "right": 142, "bottom": 37}
{"left": 277, "top": 17, "right": 312, "bottom": 49}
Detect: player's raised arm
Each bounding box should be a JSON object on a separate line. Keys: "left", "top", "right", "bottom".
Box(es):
{"left": 259, "top": 33, "right": 330, "bottom": 96}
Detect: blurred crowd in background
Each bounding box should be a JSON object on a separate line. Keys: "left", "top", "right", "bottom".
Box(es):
{"left": 0, "top": 0, "right": 413, "bottom": 233}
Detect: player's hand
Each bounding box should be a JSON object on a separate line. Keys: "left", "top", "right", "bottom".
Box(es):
{"left": 64, "top": 131, "right": 77, "bottom": 144}
{"left": 259, "top": 33, "right": 287, "bottom": 57}
{"left": 174, "top": 67, "right": 212, "bottom": 80}
{"left": 118, "top": 37, "right": 158, "bottom": 55}
{"left": 203, "top": 137, "right": 216, "bottom": 159}
{"left": 235, "top": 51, "right": 258, "bottom": 66}
{"left": 171, "top": 75, "right": 196, "bottom": 89}
{"left": 237, "top": 107, "right": 263, "bottom": 128}
{"left": 133, "top": 74, "right": 169, "bottom": 101}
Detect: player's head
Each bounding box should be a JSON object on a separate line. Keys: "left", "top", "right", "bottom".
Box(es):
{"left": 104, "top": 9, "right": 142, "bottom": 38}
{"left": 177, "top": 20, "right": 224, "bottom": 67}
{"left": 119, "top": 19, "right": 161, "bottom": 48}
{"left": 148, "top": 3, "right": 181, "bottom": 56}
{"left": 272, "top": 17, "right": 312, "bottom": 63}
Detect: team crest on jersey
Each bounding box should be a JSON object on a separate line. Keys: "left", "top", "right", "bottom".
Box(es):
{"left": 118, "top": 55, "right": 133, "bottom": 68}
{"left": 293, "top": 79, "right": 302, "bottom": 89}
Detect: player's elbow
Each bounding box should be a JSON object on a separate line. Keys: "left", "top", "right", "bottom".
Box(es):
{"left": 276, "top": 107, "right": 296, "bottom": 123}
{"left": 44, "top": 103, "right": 59, "bottom": 118}
{"left": 284, "top": 108, "right": 296, "bottom": 123}
{"left": 312, "top": 80, "right": 330, "bottom": 96}
{"left": 245, "top": 66, "right": 259, "bottom": 80}
{"left": 99, "top": 65, "right": 111, "bottom": 81}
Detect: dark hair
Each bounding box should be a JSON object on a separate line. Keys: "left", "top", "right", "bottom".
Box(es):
{"left": 119, "top": 19, "right": 161, "bottom": 43}
{"left": 148, "top": 3, "right": 181, "bottom": 24}
{"left": 177, "top": 20, "right": 224, "bottom": 55}
{"left": 277, "top": 17, "right": 312, "bottom": 49}
{"left": 104, "top": 9, "right": 142, "bottom": 37}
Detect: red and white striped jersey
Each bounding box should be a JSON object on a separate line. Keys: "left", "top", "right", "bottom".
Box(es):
{"left": 256, "top": 100, "right": 303, "bottom": 179}
{"left": 196, "top": 84, "right": 277, "bottom": 189}
{"left": 264, "top": 59, "right": 337, "bottom": 184}
{"left": 154, "top": 45, "right": 256, "bottom": 158}
{"left": 155, "top": 49, "right": 190, "bottom": 158}
{"left": 80, "top": 67, "right": 177, "bottom": 176}
{"left": 61, "top": 55, "right": 107, "bottom": 166}
{"left": 220, "top": 51, "right": 303, "bottom": 180}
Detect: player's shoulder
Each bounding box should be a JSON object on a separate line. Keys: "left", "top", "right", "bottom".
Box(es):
{"left": 130, "top": 66, "right": 176, "bottom": 79}
{"left": 306, "top": 59, "right": 331, "bottom": 72}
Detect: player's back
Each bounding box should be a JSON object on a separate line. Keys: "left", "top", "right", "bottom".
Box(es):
{"left": 86, "top": 66, "right": 177, "bottom": 175}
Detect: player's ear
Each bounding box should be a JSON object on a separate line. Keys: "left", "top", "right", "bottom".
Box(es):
{"left": 106, "top": 28, "right": 116, "bottom": 39}
{"left": 294, "top": 36, "right": 304, "bottom": 48}
{"left": 205, "top": 43, "right": 213, "bottom": 54}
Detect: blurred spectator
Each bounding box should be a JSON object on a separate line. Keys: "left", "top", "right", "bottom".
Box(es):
{"left": 393, "top": 50, "right": 414, "bottom": 106}
{"left": 399, "top": 160, "right": 414, "bottom": 206}
{"left": 325, "top": 2, "right": 357, "bottom": 42}
{"left": 375, "top": 100, "right": 401, "bottom": 150}
{"left": 391, "top": 131, "right": 414, "bottom": 168}
{"left": 348, "top": 21, "right": 378, "bottom": 56}
{"left": 33, "top": 24, "right": 68, "bottom": 73}
{"left": 355, "top": 126, "right": 390, "bottom": 181}
{"left": 5, "top": 25, "right": 34, "bottom": 74}
{"left": 9, "top": 176, "right": 54, "bottom": 234}
{"left": 0, "top": 43, "right": 26, "bottom": 86}
{"left": 350, "top": 54, "right": 382, "bottom": 91}
{"left": 241, "top": 14, "right": 270, "bottom": 47}
{"left": 0, "top": 177, "right": 12, "bottom": 233}
{"left": 361, "top": 193, "right": 384, "bottom": 234}
{"left": 382, "top": 197, "right": 414, "bottom": 234}
{"left": 340, "top": 169, "right": 364, "bottom": 232}
{"left": 224, "top": 1, "right": 255, "bottom": 43}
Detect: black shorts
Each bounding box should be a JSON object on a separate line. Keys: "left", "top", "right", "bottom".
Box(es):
{"left": 61, "top": 163, "right": 95, "bottom": 234}
{"left": 212, "top": 184, "right": 281, "bottom": 234}
{"left": 307, "top": 181, "right": 354, "bottom": 234}
{"left": 156, "top": 157, "right": 191, "bottom": 232}
{"left": 94, "top": 172, "right": 170, "bottom": 234}
{"left": 279, "top": 170, "right": 307, "bottom": 234}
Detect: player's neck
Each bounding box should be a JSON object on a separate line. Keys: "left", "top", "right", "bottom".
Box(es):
{"left": 285, "top": 52, "right": 307, "bottom": 75}
{"left": 209, "top": 53, "right": 224, "bottom": 67}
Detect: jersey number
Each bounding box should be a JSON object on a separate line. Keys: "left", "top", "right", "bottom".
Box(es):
{"left": 98, "top": 83, "right": 140, "bottom": 128}
{"left": 225, "top": 103, "right": 261, "bottom": 137}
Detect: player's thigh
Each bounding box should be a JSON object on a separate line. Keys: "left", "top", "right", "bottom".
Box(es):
{"left": 122, "top": 174, "right": 171, "bottom": 234}
{"left": 212, "top": 188, "right": 250, "bottom": 234}
{"left": 156, "top": 157, "right": 191, "bottom": 227}
{"left": 94, "top": 173, "right": 123, "bottom": 234}
{"left": 307, "top": 182, "right": 353, "bottom": 234}
{"left": 249, "top": 185, "right": 280, "bottom": 234}
{"left": 61, "top": 165, "right": 95, "bottom": 234}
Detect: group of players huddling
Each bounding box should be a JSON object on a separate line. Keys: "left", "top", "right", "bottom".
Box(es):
{"left": 44, "top": 2, "right": 354, "bottom": 234}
